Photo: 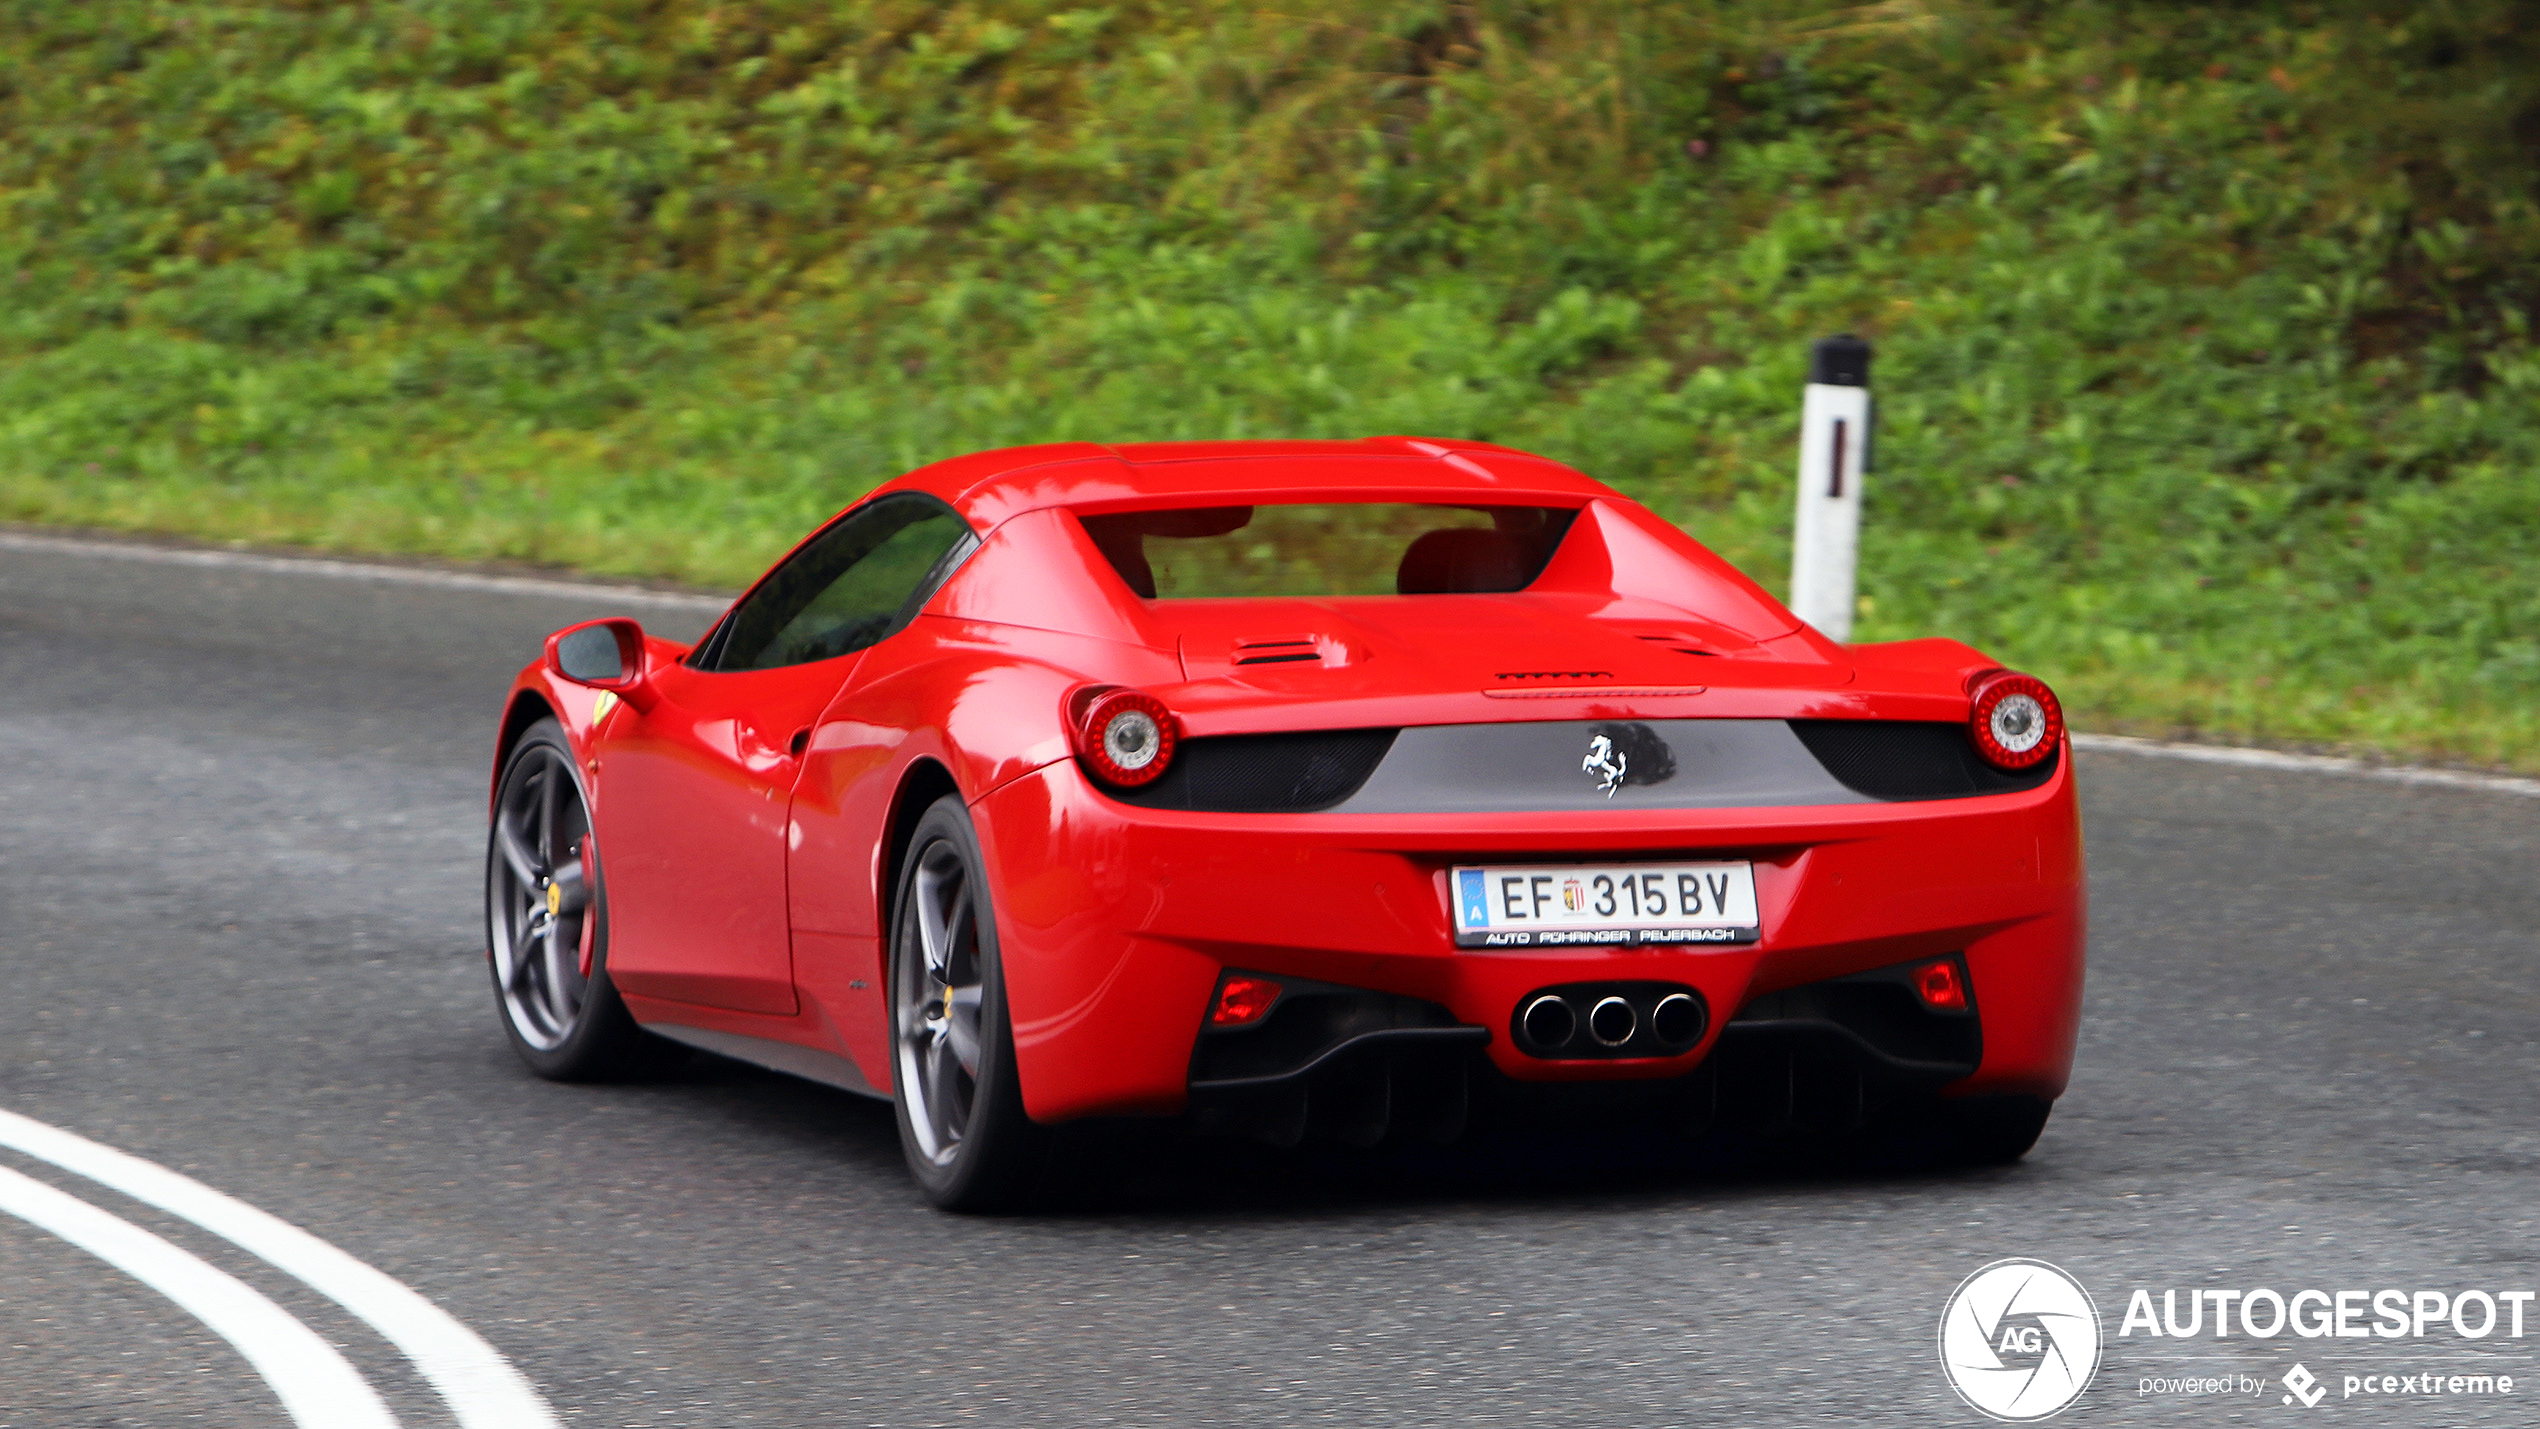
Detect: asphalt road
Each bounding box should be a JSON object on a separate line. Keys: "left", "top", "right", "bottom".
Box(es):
{"left": 2, "top": 529, "right": 2535, "bottom": 1427}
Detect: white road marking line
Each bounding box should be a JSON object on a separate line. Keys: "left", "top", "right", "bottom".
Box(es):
{"left": 0, "top": 1161, "right": 398, "bottom": 1428}
{"left": 2072, "top": 733, "right": 2540, "bottom": 799}
{"left": 0, "top": 527, "right": 731, "bottom": 611}
{"left": 0, "top": 1109, "right": 562, "bottom": 1429}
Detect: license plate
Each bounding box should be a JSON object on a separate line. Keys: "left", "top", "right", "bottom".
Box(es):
{"left": 1450, "top": 861, "right": 1760, "bottom": 949}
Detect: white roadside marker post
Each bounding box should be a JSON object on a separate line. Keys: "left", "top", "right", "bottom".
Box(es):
{"left": 1789, "top": 333, "right": 1873, "bottom": 642}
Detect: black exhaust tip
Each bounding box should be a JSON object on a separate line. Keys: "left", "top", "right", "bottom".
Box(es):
{"left": 1651, "top": 992, "right": 1705, "bottom": 1048}
{"left": 1520, "top": 994, "right": 1576, "bottom": 1049}
{"left": 1511, "top": 983, "right": 1709, "bottom": 1060}
{"left": 1588, "top": 995, "right": 1636, "bottom": 1047}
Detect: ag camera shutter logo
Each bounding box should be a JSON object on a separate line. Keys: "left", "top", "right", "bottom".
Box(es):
{"left": 1939, "top": 1258, "right": 2103, "bottom": 1420}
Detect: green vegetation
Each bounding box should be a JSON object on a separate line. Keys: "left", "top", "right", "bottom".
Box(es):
{"left": 4, "top": 2, "right": 2537, "bottom": 763}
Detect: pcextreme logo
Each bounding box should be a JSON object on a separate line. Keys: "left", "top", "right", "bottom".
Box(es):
{"left": 2283, "top": 1363, "right": 2327, "bottom": 1408}
{"left": 1938, "top": 1258, "right": 2104, "bottom": 1421}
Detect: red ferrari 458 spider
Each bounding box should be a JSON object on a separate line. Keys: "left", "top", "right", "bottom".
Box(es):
{"left": 485, "top": 438, "right": 2084, "bottom": 1207}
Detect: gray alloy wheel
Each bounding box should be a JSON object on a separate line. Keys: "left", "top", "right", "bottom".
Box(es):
{"left": 894, "top": 834, "right": 985, "bottom": 1166}
{"left": 888, "top": 795, "right": 1045, "bottom": 1209}
{"left": 486, "top": 718, "right": 656, "bottom": 1079}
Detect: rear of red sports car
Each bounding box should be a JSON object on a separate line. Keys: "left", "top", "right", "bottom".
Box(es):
{"left": 494, "top": 437, "right": 2083, "bottom": 1206}
{"left": 924, "top": 441, "right": 2084, "bottom": 1160}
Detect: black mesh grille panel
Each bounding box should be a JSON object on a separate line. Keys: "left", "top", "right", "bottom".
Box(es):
{"left": 1107, "top": 729, "right": 1399, "bottom": 813}
{"left": 1787, "top": 720, "right": 2056, "bottom": 801}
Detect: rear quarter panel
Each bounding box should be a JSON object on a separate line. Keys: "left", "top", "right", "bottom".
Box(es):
{"left": 782, "top": 614, "right": 1181, "bottom": 1088}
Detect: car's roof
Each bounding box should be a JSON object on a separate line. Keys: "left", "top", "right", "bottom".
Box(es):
{"left": 873, "top": 438, "right": 1619, "bottom": 530}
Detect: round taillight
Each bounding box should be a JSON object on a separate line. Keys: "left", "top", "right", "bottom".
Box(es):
{"left": 1967, "top": 672, "right": 2064, "bottom": 771}
{"left": 1074, "top": 688, "right": 1179, "bottom": 787}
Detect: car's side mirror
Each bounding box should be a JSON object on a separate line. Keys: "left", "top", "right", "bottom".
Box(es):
{"left": 543, "top": 618, "right": 655, "bottom": 712}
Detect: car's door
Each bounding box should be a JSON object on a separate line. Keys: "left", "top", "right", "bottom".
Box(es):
{"left": 597, "top": 493, "right": 977, "bottom": 1015}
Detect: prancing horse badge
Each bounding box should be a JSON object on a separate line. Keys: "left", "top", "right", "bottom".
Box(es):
{"left": 1582, "top": 733, "right": 1628, "bottom": 796}
{"left": 1580, "top": 723, "right": 1678, "bottom": 797}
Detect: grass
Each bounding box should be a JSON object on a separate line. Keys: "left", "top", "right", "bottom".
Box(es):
{"left": 3, "top": 1, "right": 2537, "bottom": 765}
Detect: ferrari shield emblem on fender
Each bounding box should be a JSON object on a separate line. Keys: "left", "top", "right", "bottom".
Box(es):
{"left": 1582, "top": 733, "right": 1627, "bottom": 796}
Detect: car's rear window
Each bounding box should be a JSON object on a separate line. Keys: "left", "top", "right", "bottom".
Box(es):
{"left": 1077, "top": 503, "right": 1578, "bottom": 599}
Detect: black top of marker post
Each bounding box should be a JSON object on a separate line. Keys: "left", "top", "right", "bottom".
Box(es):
{"left": 1809, "top": 333, "right": 1872, "bottom": 387}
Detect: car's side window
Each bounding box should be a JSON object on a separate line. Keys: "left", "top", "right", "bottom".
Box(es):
{"left": 702, "top": 494, "right": 976, "bottom": 672}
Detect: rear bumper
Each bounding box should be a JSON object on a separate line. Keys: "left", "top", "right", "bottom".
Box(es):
{"left": 973, "top": 742, "right": 2085, "bottom": 1123}
{"left": 1176, "top": 956, "right": 2000, "bottom": 1147}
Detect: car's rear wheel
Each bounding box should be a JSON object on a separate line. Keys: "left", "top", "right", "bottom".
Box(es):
{"left": 890, "top": 795, "right": 1046, "bottom": 1211}
{"left": 487, "top": 718, "right": 658, "bottom": 1079}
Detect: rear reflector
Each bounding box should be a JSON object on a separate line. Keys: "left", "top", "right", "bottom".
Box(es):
{"left": 1913, "top": 959, "right": 1968, "bottom": 1012}
{"left": 1210, "top": 975, "right": 1281, "bottom": 1026}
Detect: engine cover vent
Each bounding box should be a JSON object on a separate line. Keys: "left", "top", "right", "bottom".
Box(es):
{"left": 1233, "top": 638, "right": 1319, "bottom": 667}
{"left": 1634, "top": 632, "right": 1723, "bottom": 658}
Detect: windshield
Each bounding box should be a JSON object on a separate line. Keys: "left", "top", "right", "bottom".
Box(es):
{"left": 1077, "top": 503, "right": 1577, "bottom": 599}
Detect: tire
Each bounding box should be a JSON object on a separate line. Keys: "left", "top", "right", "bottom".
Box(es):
{"left": 889, "top": 795, "right": 1047, "bottom": 1211}
{"left": 486, "top": 718, "right": 663, "bottom": 1080}
{"left": 1936, "top": 1094, "right": 2053, "bottom": 1167}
